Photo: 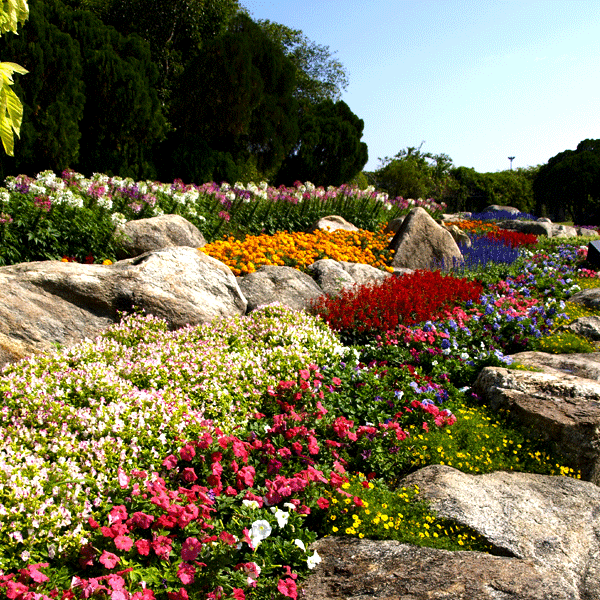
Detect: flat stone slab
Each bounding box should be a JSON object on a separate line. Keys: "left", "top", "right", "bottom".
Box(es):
{"left": 473, "top": 365, "right": 600, "bottom": 483}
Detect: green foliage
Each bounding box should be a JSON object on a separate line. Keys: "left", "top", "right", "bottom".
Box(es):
{"left": 0, "top": 0, "right": 84, "bottom": 177}
{"left": 371, "top": 144, "right": 455, "bottom": 202}
{"left": 258, "top": 19, "right": 349, "bottom": 104}
{"left": 0, "top": 0, "right": 29, "bottom": 157}
{"left": 447, "top": 165, "right": 537, "bottom": 213}
{"left": 275, "top": 99, "right": 368, "bottom": 187}
{"left": 164, "top": 12, "right": 299, "bottom": 184}
{"left": 533, "top": 139, "right": 600, "bottom": 224}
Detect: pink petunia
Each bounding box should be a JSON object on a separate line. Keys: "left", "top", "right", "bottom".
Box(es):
{"left": 277, "top": 578, "right": 298, "bottom": 599}
{"left": 114, "top": 535, "right": 134, "bottom": 551}
{"left": 177, "top": 562, "right": 196, "bottom": 585}
{"left": 152, "top": 536, "right": 172, "bottom": 561}
{"left": 162, "top": 454, "right": 178, "bottom": 470}
{"left": 236, "top": 466, "right": 255, "bottom": 489}
{"left": 135, "top": 539, "right": 151, "bottom": 557}
{"left": 181, "top": 468, "right": 198, "bottom": 483}
{"left": 99, "top": 551, "right": 120, "bottom": 569}
{"left": 219, "top": 531, "right": 237, "bottom": 546}
{"left": 179, "top": 444, "right": 196, "bottom": 461}
{"left": 167, "top": 588, "right": 189, "bottom": 600}
{"left": 131, "top": 512, "right": 155, "bottom": 529}
{"left": 232, "top": 589, "right": 245, "bottom": 600}
{"left": 180, "top": 537, "right": 202, "bottom": 562}
{"left": 25, "top": 563, "right": 50, "bottom": 583}
{"left": 316, "top": 497, "right": 329, "bottom": 509}
{"left": 132, "top": 589, "right": 156, "bottom": 600}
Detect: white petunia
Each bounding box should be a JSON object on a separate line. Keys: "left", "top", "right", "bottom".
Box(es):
{"left": 307, "top": 550, "right": 322, "bottom": 569}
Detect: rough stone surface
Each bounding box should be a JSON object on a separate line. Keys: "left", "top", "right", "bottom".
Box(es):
{"left": 308, "top": 259, "right": 356, "bottom": 296}
{"left": 389, "top": 207, "right": 463, "bottom": 270}
{"left": 237, "top": 265, "right": 324, "bottom": 312}
{"left": 552, "top": 223, "right": 578, "bottom": 238}
{"left": 308, "top": 260, "right": 391, "bottom": 296}
{"left": 472, "top": 365, "right": 600, "bottom": 483}
{"left": 0, "top": 247, "right": 247, "bottom": 366}
{"left": 578, "top": 226, "right": 599, "bottom": 237}
{"left": 383, "top": 216, "right": 405, "bottom": 234}
{"left": 570, "top": 287, "right": 600, "bottom": 311}
{"left": 307, "top": 215, "right": 359, "bottom": 233}
{"left": 302, "top": 536, "right": 574, "bottom": 600}
{"left": 443, "top": 223, "right": 472, "bottom": 248}
{"left": 497, "top": 219, "right": 553, "bottom": 237}
{"left": 401, "top": 465, "right": 600, "bottom": 600}
{"left": 483, "top": 204, "right": 521, "bottom": 214}
{"left": 511, "top": 350, "right": 600, "bottom": 380}
{"left": 442, "top": 212, "right": 471, "bottom": 221}
{"left": 115, "top": 214, "right": 206, "bottom": 259}
{"left": 563, "top": 316, "right": 600, "bottom": 341}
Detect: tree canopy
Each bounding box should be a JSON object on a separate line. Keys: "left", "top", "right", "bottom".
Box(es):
{"left": 258, "top": 19, "right": 348, "bottom": 105}
{"left": 533, "top": 139, "right": 600, "bottom": 224}
{"left": 275, "top": 99, "right": 368, "bottom": 187}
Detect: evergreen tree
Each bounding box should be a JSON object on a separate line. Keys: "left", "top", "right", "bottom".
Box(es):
{"left": 275, "top": 99, "right": 368, "bottom": 187}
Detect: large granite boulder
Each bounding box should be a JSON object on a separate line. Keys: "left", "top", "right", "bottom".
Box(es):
{"left": 497, "top": 219, "right": 553, "bottom": 237}
{"left": 552, "top": 224, "right": 578, "bottom": 238}
{"left": 472, "top": 365, "right": 600, "bottom": 483}
{"left": 389, "top": 207, "right": 463, "bottom": 270}
{"left": 115, "top": 214, "right": 206, "bottom": 259}
{"left": 237, "top": 265, "right": 324, "bottom": 312}
{"left": 570, "top": 287, "right": 600, "bottom": 311}
{"left": 303, "top": 538, "right": 574, "bottom": 600}
{"left": 401, "top": 465, "right": 600, "bottom": 599}
{"left": 307, "top": 215, "right": 359, "bottom": 233}
{"left": 511, "top": 350, "right": 600, "bottom": 380}
{"left": 483, "top": 204, "right": 521, "bottom": 215}
{"left": 0, "top": 247, "right": 246, "bottom": 367}
{"left": 308, "top": 259, "right": 392, "bottom": 296}
{"left": 443, "top": 223, "right": 472, "bottom": 248}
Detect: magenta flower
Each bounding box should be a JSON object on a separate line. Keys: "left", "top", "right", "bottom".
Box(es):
{"left": 99, "top": 551, "right": 120, "bottom": 569}
{"left": 181, "top": 537, "right": 202, "bottom": 561}
{"left": 177, "top": 562, "right": 196, "bottom": 585}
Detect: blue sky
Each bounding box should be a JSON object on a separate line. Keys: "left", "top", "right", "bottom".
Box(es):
{"left": 243, "top": 0, "right": 600, "bottom": 173}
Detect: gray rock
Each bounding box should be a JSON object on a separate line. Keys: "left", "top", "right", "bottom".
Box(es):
{"left": 442, "top": 212, "right": 471, "bottom": 221}
{"left": 578, "top": 226, "right": 599, "bottom": 237}
{"left": 308, "top": 259, "right": 356, "bottom": 296}
{"left": 339, "top": 261, "right": 390, "bottom": 286}
{"left": 115, "top": 214, "right": 206, "bottom": 259}
{"left": 472, "top": 366, "right": 600, "bottom": 483}
{"left": 402, "top": 465, "right": 600, "bottom": 599}
{"left": 497, "top": 220, "right": 552, "bottom": 237}
{"left": 237, "top": 265, "right": 324, "bottom": 312}
{"left": 307, "top": 215, "right": 359, "bottom": 233}
{"left": 443, "top": 223, "right": 472, "bottom": 248}
{"left": 308, "top": 260, "right": 391, "bottom": 296}
{"left": 383, "top": 216, "right": 405, "bottom": 234}
{"left": 483, "top": 205, "right": 521, "bottom": 214}
{"left": 552, "top": 224, "right": 578, "bottom": 238}
{"left": 570, "top": 287, "right": 600, "bottom": 311}
{"left": 511, "top": 351, "right": 600, "bottom": 380}
{"left": 0, "top": 247, "right": 246, "bottom": 367}
{"left": 302, "top": 536, "right": 573, "bottom": 600}
{"left": 389, "top": 207, "right": 463, "bottom": 270}
{"left": 537, "top": 217, "right": 552, "bottom": 223}
{"left": 563, "top": 316, "right": 600, "bottom": 341}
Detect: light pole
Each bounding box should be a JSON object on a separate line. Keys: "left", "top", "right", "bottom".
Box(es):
{"left": 508, "top": 156, "right": 515, "bottom": 170}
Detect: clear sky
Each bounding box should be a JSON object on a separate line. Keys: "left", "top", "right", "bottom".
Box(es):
{"left": 242, "top": 0, "right": 600, "bottom": 173}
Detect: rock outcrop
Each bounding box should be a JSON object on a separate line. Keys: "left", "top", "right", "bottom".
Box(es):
{"left": 303, "top": 538, "right": 575, "bottom": 600}
{"left": 0, "top": 247, "right": 247, "bottom": 366}
{"left": 497, "top": 219, "right": 553, "bottom": 237}
{"left": 308, "top": 259, "right": 392, "bottom": 296}
{"left": 390, "top": 207, "right": 463, "bottom": 270}
{"left": 115, "top": 214, "right": 206, "bottom": 259}
{"left": 472, "top": 364, "right": 600, "bottom": 483}
{"left": 307, "top": 215, "right": 359, "bottom": 233}
{"left": 237, "top": 265, "right": 324, "bottom": 312}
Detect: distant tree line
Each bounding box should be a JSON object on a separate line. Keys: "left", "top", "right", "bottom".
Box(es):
{"left": 365, "top": 144, "right": 539, "bottom": 216}
{"left": 0, "top": 0, "right": 368, "bottom": 185}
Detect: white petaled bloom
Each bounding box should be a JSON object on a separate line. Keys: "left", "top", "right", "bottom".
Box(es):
{"left": 307, "top": 550, "right": 322, "bottom": 569}
{"left": 294, "top": 539, "right": 306, "bottom": 551}
{"left": 250, "top": 519, "right": 272, "bottom": 547}
{"left": 283, "top": 502, "right": 296, "bottom": 511}
{"left": 242, "top": 499, "right": 260, "bottom": 510}
{"left": 271, "top": 507, "right": 289, "bottom": 528}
